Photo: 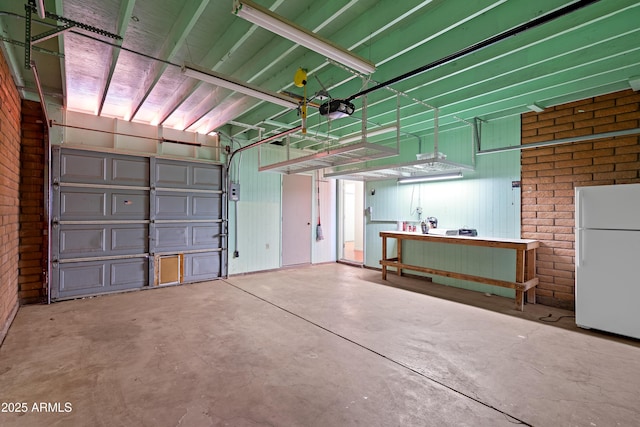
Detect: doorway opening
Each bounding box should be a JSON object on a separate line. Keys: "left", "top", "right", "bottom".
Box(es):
{"left": 339, "top": 180, "right": 364, "bottom": 264}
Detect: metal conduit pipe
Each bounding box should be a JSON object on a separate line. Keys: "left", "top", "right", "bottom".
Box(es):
{"left": 327, "top": 59, "right": 425, "bottom": 149}
{"left": 29, "top": 60, "right": 53, "bottom": 303}
{"left": 49, "top": 122, "right": 207, "bottom": 147}
{"left": 227, "top": 125, "right": 302, "bottom": 166}
{"left": 31, "top": 61, "right": 54, "bottom": 304}
{"left": 476, "top": 128, "right": 640, "bottom": 155}
{"left": 219, "top": 130, "right": 241, "bottom": 260}
{"left": 346, "top": 0, "right": 601, "bottom": 102}
{"left": 0, "top": 10, "right": 178, "bottom": 68}
{"left": 29, "top": 61, "right": 50, "bottom": 127}
{"left": 223, "top": 125, "right": 301, "bottom": 260}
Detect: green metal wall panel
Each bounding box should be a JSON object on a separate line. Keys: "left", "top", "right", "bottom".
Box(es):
{"left": 228, "top": 148, "right": 281, "bottom": 274}
{"left": 365, "top": 116, "right": 521, "bottom": 296}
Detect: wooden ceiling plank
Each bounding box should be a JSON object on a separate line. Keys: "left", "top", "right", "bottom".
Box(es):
{"left": 97, "top": 0, "right": 136, "bottom": 116}
{"left": 291, "top": 1, "right": 640, "bottom": 138}
{"left": 128, "top": 0, "right": 210, "bottom": 121}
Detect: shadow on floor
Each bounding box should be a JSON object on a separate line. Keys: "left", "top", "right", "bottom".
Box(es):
{"left": 357, "top": 265, "right": 640, "bottom": 348}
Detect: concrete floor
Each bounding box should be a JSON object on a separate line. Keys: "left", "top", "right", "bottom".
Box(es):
{"left": 1, "top": 264, "right": 639, "bottom": 427}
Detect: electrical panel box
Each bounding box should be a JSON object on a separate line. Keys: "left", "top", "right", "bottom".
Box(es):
{"left": 229, "top": 182, "right": 240, "bottom": 201}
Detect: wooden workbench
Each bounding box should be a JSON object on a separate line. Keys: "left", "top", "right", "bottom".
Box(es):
{"left": 379, "top": 231, "right": 539, "bottom": 311}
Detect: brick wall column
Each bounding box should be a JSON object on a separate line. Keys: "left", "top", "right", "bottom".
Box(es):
{"left": 521, "top": 89, "right": 640, "bottom": 309}
{"left": 19, "top": 100, "right": 47, "bottom": 304}
{"left": 0, "top": 50, "right": 21, "bottom": 343}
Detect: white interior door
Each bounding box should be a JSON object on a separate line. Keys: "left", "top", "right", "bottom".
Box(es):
{"left": 282, "top": 174, "right": 312, "bottom": 266}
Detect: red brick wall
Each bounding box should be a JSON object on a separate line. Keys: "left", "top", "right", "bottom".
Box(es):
{"left": 19, "top": 100, "right": 46, "bottom": 304}
{"left": 521, "top": 89, "right": 640, "bottom": 309}
{"left": 0, "top": 50, "right": 21, "bottom": 343}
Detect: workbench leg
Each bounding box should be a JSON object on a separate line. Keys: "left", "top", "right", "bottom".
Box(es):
{"left": 396, "top": 237, "right": 402, "bottom": 276}
{"left": 515, "top": 290, "right": 524, "bottom": 311}
{"left": 515, "top": 251, "right": 524, "bottom": 310}
{"left": 515, "top": 250, "right": 525, "bottom": 283}
{"left": 524, "top": 248, "right": 537, "bottom": 304}
{"left": 381, "top": 236, "right": 387, "bottom": 280}
{"left": 526, "top": 288, "right": 536, "bottom": 304}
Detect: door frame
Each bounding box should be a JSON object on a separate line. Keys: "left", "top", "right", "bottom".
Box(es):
{"left": 337, "top": 179, "right": 365, "bottom": 265}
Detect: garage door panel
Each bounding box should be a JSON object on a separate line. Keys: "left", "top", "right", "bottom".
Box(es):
{"left": 61, "top": 152, "right": 107, "bottom": 183}
{"left": 192, "top": 195, "right": 222, "bottom": 218}
{"left": 58, "top": 224, "right": 148, "bottom": 257}
{"left": 59, "top": 263, "right": 106, "bottom": 292}
{"left": 155, "top": 162, "right": 189, "bottom": 187}
{"left": 184, "top": 252, "right": 221, "bottom": 282}
{"left": 52, "top": 147, "right": 225, "bottom": 300}
{"left": 60, "top": 150, "right": 149, "bottom": 186}
{"left": 155, "top": 194, "right": 189, "bottom": 217}
{"left": 56, "top": 258, "right": 148, "bottom": 299}
{"left": 111, "top": 259, "right": 148, "bottom": 287}
{"left": 154, "top": 225, "right": 189, "bottom": 251}
{"left": 192, "top": 225, "right": 222, "bottom": 247}
{"left": 153, "top": 224, "right": 222, "bottom": 252}
{"left": 193, "top": 165, "right": 222, "bottom": 189}
{"left": 60, "top": 227, "right": 105, "bottom": 255}
{"left": 61, "top": 191, "right": 106, "bottom": 219}
{"left": 155, "top": 159, "right": 222, "bottom": 190}
{"left": 60, "top": 188, "right": 148, "bottom": 220}
{"left": 154, "top": 192, "right": 222, "bottom": 220}
{"left": 111, "top": 192, "right": 149, "bottom": 217}
{"left": 111, "top": 226, "right": 148, "bottom": 252}
{"left": 112, "top": 157, "right": 150, "bottom": 186}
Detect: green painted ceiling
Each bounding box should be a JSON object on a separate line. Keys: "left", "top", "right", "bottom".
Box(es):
{"left": 1, "top": 0, "right": 639, "bottom": 152}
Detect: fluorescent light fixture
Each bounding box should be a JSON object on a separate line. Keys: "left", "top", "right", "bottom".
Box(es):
{"left": 398, "top": 171, "right": 463, "bottom": 184}
{"left": 35, "top": 0, "right": 46, "bottom": 19}
{"left": 526, "top": 103, "right": 545, "bottom": 113}
{"left": 339, "top": 125, "right": 398, "bottom": 144}
{"left": 263, "top": 119, "right": 339, "bottom": 140}
{"left": 233, "top": 0, "right": 376, "bottom": 75}
{"left": 182, "top": 62, "right": 299, "bottom": 109}
{"left": 629, "top": 76, "right": 640, "bottom": 92}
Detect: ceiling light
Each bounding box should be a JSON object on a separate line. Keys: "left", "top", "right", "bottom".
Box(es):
{"left": 629, "top": 76, "right": 640, "bottom": 92}
{"left": 233, "top": 0, "right": 375, "bottom": 75}
{"left": 34, "top": 0, "right": 46, "bottom": 19}
{"left": 182, "top": 62, "right": 299, "bottom": 109}
{"left": 339, "top": 125, "right": 398, "bottom": 144}
{"left": 397, "top": 171, "right": 463, "bottom": 184}
{"left": 262, "top": 120, "right": 339, "bottom": 140}
{"left": 526, "top": 103, "right": 545, "bottom": 113}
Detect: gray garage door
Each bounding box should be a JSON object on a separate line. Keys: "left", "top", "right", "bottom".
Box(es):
{"left": 50, "top": 147, "right": 226, "bottom": 300}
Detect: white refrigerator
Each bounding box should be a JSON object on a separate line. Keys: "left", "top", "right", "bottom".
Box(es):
{"left": 575, "top": 183, "right": 640, "bottom": 340}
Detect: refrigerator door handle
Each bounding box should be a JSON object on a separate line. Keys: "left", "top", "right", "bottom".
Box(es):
{"left": 575, "top": 189, "right": 581, "bottom": 267}
{"left": 576, "top": 189, "right": 582, "bottom": 228}
{"left": 576, "top": 228, "right": 582, "bottom": 267}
